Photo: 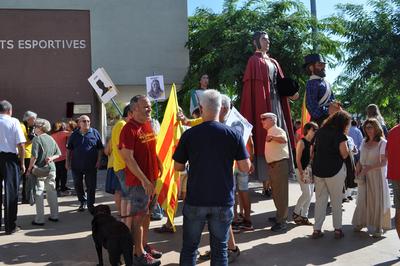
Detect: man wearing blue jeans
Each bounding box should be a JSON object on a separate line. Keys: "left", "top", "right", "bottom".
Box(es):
{"left": 173, "top": 90, "right": 251, "bottom": 266}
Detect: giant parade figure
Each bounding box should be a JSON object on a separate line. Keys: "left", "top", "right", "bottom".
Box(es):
{"left": 240, "top": 31, "right": 299, "bottom": 182}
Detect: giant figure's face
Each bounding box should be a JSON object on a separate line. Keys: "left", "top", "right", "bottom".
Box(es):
{"left": 200, "top": 74, "right": 209, "bottom": 88}
{"left": 311, "top": 62, "right": 326, "bottom": 77}
{"left": 258, "top": 34, "right": 270, "bottom": 52}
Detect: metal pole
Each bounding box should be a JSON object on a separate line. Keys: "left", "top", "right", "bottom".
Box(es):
{"left": 310, "top": 0, "right": 318, "bottom": 52}
{"left": 110, "top": 98, "right": 123, "bottom": 117}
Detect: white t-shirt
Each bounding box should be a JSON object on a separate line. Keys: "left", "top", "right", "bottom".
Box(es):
{"left": 264, "top": 125, "right": 289, "bottom": 163}
{"left": 0, "top": 114, "right": 26, "bottom": 154}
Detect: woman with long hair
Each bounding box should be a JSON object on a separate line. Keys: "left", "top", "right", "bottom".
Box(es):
{"left": 352, "top": 118, "right": 391, "bottom": 237}
{"left": 311, "top": 110, "right": 350, "bottom": 239}
{"left": 366, "top": 104, "right": 388, "bottom": 136}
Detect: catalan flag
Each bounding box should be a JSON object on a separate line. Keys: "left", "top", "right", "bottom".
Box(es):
{"left": 155, "top": 84, "right": 183, "bottom": 230}
{"left": 301, "top": 92, "right": 311, "bottom": 136}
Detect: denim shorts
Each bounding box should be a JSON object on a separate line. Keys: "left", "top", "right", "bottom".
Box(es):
{"left": 114, "top": 170, "right": 129, "bottom": 198}
{"left": 234, "top": 169, "right": 249, "bottom": 191}
{"left": 127, "top": 185, "right": 157, "bottom": 216}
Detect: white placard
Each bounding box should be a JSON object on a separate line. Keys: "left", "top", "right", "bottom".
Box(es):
{"left": 146, "top": 75, "right": 165, "bottom": 101}
{"left": 73, "top": 104, "right": 91, "bottom": 114}
{"left": 225, "top": 107, "right": 253, "bottom": 144}
{"left": 88, "top": 67, "right": 118, "bottom": 104}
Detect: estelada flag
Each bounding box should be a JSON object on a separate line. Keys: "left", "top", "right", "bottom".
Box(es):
{"left": 155, "top": 83, "right": 183, "bottom": 231}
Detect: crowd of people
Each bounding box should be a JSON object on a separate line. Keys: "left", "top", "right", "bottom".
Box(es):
{"left": 0, "top": 30, "right": 400, "bottom": 266}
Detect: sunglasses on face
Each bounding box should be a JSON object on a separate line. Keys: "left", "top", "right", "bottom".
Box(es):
{"left": 81, "top": 120, "right": 90, "bottom": 123}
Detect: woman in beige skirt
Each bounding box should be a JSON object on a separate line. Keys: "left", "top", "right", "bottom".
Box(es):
{"left": 352, "top": 118, "right": 391, "bottom": 237}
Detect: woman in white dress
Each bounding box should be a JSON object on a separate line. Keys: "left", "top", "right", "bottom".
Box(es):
{"left": 352, "top": 118, "right": 391, "bottom": 237}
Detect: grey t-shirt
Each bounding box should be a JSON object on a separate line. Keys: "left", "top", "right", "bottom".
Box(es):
{"left": 31, "top": 134, "right": 61, "bottom": 171}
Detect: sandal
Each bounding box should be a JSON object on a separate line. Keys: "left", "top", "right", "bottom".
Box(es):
{"left": 334, "top": 229, "right": 344, "bottom": 239}
{"left": 292, "top": 213, "right": 303, "bottom": 225}
{"left": 301, "top": 217, "right": 313, "bottom": 226}
{"left": 154, "top": 224, "right": 175, "bottom": 233}
{"left": 311, "top": 230, "right": 324, "bottom": 239}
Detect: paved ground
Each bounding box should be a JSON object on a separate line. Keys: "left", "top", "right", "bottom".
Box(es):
{"left": 1, "top": 170, "right": 400, "bottom": 266}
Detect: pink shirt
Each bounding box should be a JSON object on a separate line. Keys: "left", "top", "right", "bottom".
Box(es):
{"left": 51, "top": 130, "right": 70, "bottom": 162}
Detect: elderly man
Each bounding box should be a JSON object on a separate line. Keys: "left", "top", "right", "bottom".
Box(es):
{"left": 0, "top": 100, "right": 26, "bottom": 234}
{"left": 20, "top": 110, "right": 37, "bottom": 204}
{"left": 119, "top": 95, "right": 163, "bottom": 266}
{"left": 174, "top": 89, "right": 251, "bottom": 266}
{"left": 66, "top": 115, "right": 103, "bottom": 213}
{"left": 261, "top": 112, "right": 290, "bottom": 232}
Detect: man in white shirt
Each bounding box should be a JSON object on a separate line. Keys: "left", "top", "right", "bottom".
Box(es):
{"left": 0, "top": 100, "right": 26, "bottom": 234}
{"left": 261, "top": 112, "right": 289, "bottom": 233}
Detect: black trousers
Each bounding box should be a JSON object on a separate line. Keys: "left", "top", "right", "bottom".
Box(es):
{"left": 72, "top": 168, "right": 97, "bottom": 209}
{"left": 21, "top": 158, "right": 30, "bottom": 203}
{"left": 55, "top": 160, "right": 68, "bottom": 190}
{"left": 0, "top": 152, "right": 21, "bottom": 233}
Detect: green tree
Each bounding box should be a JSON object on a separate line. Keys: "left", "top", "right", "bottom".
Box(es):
{"left": 326, "top": 0, "right": 400, "bottom": 127}
{"left": 181, "top": 0, "right": 342, "bottom": 119}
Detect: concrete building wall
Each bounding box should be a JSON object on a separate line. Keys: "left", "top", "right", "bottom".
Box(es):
{"left": 0, "top": 0, "right": 189, "bottom": 85}
{"left": 0, "top": 0, "right": 189, "bottom": 126}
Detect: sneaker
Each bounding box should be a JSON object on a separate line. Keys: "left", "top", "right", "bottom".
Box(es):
{"left": 32, "top": 221, "right": 45, "bottom": 226}
{"left": 78, "top": 202, "right": 86, "bottom": 212}
{"left": 271, "top": 222, "right": 287, "bottom": 232}
{"left": 198, "top": 250, "right": 211, "bottom": 261}
{"left": 228, "top": 246, "right": 240, "bottom": 263}
{"left": 268, "top": 217, "right": 277, "bottom": 223}
{"left": 144, "top": 244, "right": 162, "bottom": 259}
{"left": 240, "top": 220, "right": 254, "bottom": 231}
{"left": 133, "top": 253, "right": 160, "bottom": 266}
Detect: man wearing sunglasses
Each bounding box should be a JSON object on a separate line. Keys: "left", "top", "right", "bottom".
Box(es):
{"left": 66, "top": 115, "right": 103, "bottom": 213}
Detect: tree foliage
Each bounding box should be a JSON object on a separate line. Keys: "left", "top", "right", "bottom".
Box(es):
{"left": 180, "top": 0, "right": 342, "bottom": 119}
{"left": 326, "top": 0, "right": 400, "bottom": 126}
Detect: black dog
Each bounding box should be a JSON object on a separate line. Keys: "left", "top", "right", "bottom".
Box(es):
{"left": 92, "top": 204, "right": 133, "bottom": 266}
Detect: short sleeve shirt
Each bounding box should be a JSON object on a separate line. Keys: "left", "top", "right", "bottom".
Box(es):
{"left": 0, "top": 115, "right": 26, "bottom": 154}
{"left": 173, "top": 121, "right": 249, "bottom": 207}
{"left": 313, "top": 127, "right": 347, "bottom": 177}
{"left": 31, "top": 134, "right": 61, "bottom": 171}
{"left": 264, "top": 125, "right": 289, "bottom": 163}
{"left": 67, "top": 128, "right": 103, "bottom": 170}
{"left": 119, "top": 119, "right": 159, "bottom": 186}
{"left": 387, "top": 125, "right": 400, "bottom": 180}
{"left": 111, "top": 119, "right": 127, "bottom": 172}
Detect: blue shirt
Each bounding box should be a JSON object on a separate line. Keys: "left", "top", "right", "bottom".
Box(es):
{"left": 67, "top": 128, "right": 103, "bottom": 170}
{"left": 348, "top": 126, "right": 363, "bottom": 150}
{"left": 306, "top": 77, "right": 335, "bottom": 119}
{"left": 173, "top": 121, "right": 249, "bottom": 207}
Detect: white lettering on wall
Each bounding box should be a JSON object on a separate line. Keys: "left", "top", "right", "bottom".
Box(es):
{"left": 0, "top": 40, "right": 88, "bottom": 50}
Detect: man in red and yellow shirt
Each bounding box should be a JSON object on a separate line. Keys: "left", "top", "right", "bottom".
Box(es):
{"left": 119, "top": 95, "right": 162, "bottom": 266}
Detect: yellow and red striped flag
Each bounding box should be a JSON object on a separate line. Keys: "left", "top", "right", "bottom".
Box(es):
{"left": 155, "top": 83, "right": 183, "bottom": 230}
{"left": 300, "top": 92, "right": 311, "bottom": 137}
